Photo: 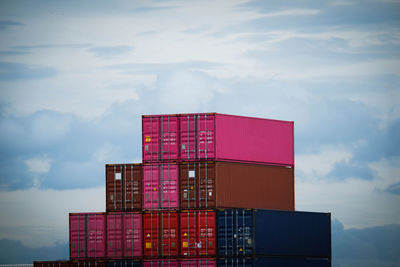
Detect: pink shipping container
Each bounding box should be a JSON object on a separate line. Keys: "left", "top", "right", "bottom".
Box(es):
{"left": 142, "top": 259, "right": 179, "bottom": 267}
{"left": 69, "top": 213, "right": 106, "bottom": 259}
{"left": 106, "top": 212, "right": 142, "bottom": 258}
{"left": 143, "top": 163, "right": 179, "bottom": 210}
{"left": 142, "top": 113, "right": 294, "bottom": 166}
{"left": 180, "top": 258, "right": 216, "bottom": 267}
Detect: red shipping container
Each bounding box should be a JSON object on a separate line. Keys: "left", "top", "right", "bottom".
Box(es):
{"left": 106, "top": 212, "right": 142, "bottom": 258}
{"left": 142, "top": 259, "right": 179, "bottom": 267}
{"left": 180, "top": 210, "right": 216, "bottom": 257}
{"left": 143, "top": 163, "right": 179, "bottom": 210}
{"left": 180, "top": 258, "right": 216, "bottom": 266}
{"left": 142, "top": 113, "right": 294, "bottom": 166}
{"left": 143, "top": 211, "right": 179, "bottom": 257}
{"left": 106, "top": 164, "right": 142, "bottom": 212}
{"left": 69, "top": 213, "right": 106, "bottom": 259}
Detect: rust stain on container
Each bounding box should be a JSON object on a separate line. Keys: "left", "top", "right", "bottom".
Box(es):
{"left": 106, "top": 164, "right": 142, "bottom": 212}
{"left": 180, "top": 161, "right": 294, "bottom": 211}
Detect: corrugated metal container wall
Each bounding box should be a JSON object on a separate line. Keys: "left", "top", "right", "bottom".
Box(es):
{"left": 180, "top": 161, "right": 294, "bottom": 211}
{"left": 217, "top": 258, "right": 253, "bottom": 267}
{"left": 106, "top": 212, "right": 142, "bottom": 258}
{"left": 142, "top": 113, "right": 294, "bottom": 166}
{"left": 143, "top": 211, "right": 179, "bottom": 257}
{"left": 217, "top": 209, "right": 253, "bottom": 257}
{"left": 142, "top": 115, "right": 179, "bottom": 162}
{"left": 106, "top": 260, "right": 141, "bottom": 267}
{"left": 180, "top": 210, "right": 216, "bottom": 257}
{"left": 143, "top": 163, "right": 179, "bottom": 210}
{"left": 253, "top": 209, "right": 331, "bottom": 258}
{"left": 217, "top": 257, "right": 331, "bottom": 267}
{"left": 34, "top": 261, "right": 70, "bottom": 267}
{"left": 70, "top": 261, "right": 106, "bottom": 267}
{"left": 106, "top": 164, "right": 142, "bottom": 212}
{"left": 216, "top": 209, "right": 331, "bottom": 258}
{"left": 180, "top": 258, "right": 217, "bottom": 267}
{"left": 142, "top": 259, "right": 178, "bottom": 266}
{"left": 69, "top": 213, "right": 106, "bottom": 259}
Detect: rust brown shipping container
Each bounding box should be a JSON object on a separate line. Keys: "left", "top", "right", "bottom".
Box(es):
{"left": 106, "top": 164, "right": 142, "bottom": 212}
{"left": 180, "top": 161, "right": 294, "bottom": 210}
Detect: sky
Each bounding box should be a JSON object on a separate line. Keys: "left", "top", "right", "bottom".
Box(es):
{"left": 0, "top": 0, "right": 399, "bottom": 266}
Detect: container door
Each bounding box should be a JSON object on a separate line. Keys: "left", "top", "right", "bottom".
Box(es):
{"left": 180, "top": 114, "right": 215, "bottom": 160}
{"left": 198, "top": 211, "right": 216, "bottom": 256}
{"left": 142, "top": 260, "right": 179, "bottom": 267}
{"left": 144, "top": 213, "right": 160, "bottom": 257}
{"left": 217, "top": 258, "right": 253, "bottom": 267}
{"left": 106, "top": 165, "right": 123, "bottom": 212}
{"left": 180, "top": 115, "right": 197, "bottom": 160}
{"left": 160, "top": 116, "right": 179, "bottom": 160}
{"left": 107, "top": 213, "right": 123, "bottom": 258}
{"left": 160, "top": 164, "right": 179, "bottom": 209}
{"left": 180, "top": 211, "right": 197, "bottom": 257}
{"left": 143, "top": 165, "right": 160, "bottom": 209}
{"left": 160, "top": 212, "right": 179, "bottom": 257}
{"left": 217, "top": 209, "right": 234, "bottom": 257}
{"left": 236, "top": 209, "right": 253, "bottom": 257}
{"left": 217, "top": 209, "right": 254, "bottom": 257}
{"left": 143, "top": 117, "right": 160, "bottom": 161}
{"left": 180, "top": 162, "right": 215, "bottom": 209}
{"left": 180, "top": 259, "right": 216, "bottom": 267}
{"left": 180, "top": 211, "right": 216, "bottom": 257}
{"left": 197, "top": 114, "right": 215, "bottom": 159}
{"left": 70, "top": 214, "right": 86, "bottom": 259}
{"left": 124, "top": 213, "right": 142, "bottom": 257}
{"left": 124, "top": 165, "right": 142, "bottom": 210}
{"left": 86, "top": 214, "right": 106, "bottom": 258}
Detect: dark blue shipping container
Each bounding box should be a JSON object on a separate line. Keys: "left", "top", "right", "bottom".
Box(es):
{"left": 217, "top": 209, "right": 331, "bottom": 258}
{"left": 217, "top": 257, "right": 331, "bottom": 267}
{"left": 106, "top": 261, "right": 141, "bottom": 267}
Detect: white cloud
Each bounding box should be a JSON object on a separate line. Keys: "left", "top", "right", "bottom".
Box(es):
{"left": 296, "top": 145, "right": 352, "bottom": 178}
{"left": 0, "top": 187, "right": 105, "bottom": 247}
{"left": 24, "top": 156, "right": 51, "bottom": 174}
{"left": 296, "top": 157, "right": 400, "bottom": 229}
{"left": 261, "top": 9, "right": 321, "bottom": 17}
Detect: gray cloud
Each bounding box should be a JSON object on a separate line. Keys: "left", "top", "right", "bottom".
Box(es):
{"left": 0, "top": 239, "right": 67, "bottom": 263}
{"left": 130, "top": 6, "right": 177, "bottom": 13}
{"left": 0, "top": 62, "right": 57, "bottom": 81}
{"left": 332, "top": 220, "right": 400, "bottom": 266}
{"left": 0, "top": 20, "right": 24, "bottom": 30}
{"left": 385, "top": 182, "right": 400, "bottom": 195}
{"left": 0, "top": 51, "right": 32, "bottom": 56}
{"left": 88, "top": 45, "right": 132, "bottom": 58}
{"left": 11, "top": 44, "right": 91, "bottom": 50}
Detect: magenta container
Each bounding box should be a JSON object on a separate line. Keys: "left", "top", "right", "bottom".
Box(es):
{"left": 142, "top": 115, "right": 179, "bottom": 161}
{"left": 69, "top": 213, "right": 106, "bottom": 259}
{"left": 143, "top": 163, "right": 179, "bottom": 209}
{"left": 142, "top": 113, "right": 294, "bottom": 166}
{"left": 106, "top": 212, "right": 142, "bottom": 258}
{"left": 180, "top": 258, "right": 217, "bottom": 267}
{"left": 142, "top": 259, "right": 178, "bottom": 267}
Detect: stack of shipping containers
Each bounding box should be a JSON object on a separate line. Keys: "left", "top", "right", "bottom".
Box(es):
{"left": 34, "top": 113, "right": 331, "bottom": 267}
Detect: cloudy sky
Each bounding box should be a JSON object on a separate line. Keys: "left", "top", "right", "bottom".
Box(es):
{"left": 0, "top": 0, "right": 399, "bottom": 266}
